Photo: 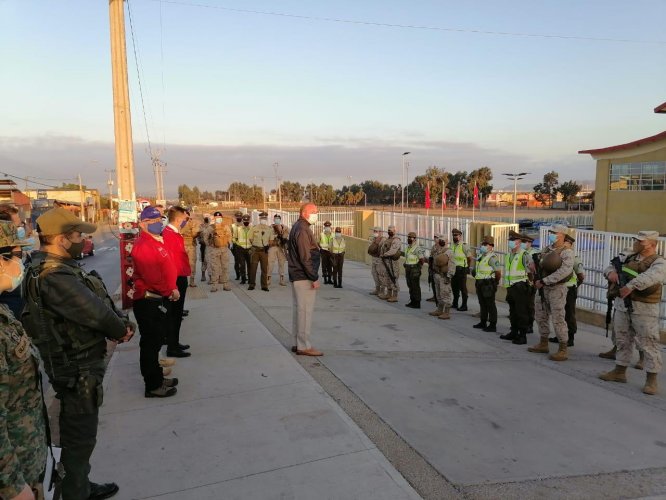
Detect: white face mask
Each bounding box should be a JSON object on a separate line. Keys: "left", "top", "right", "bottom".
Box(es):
{"left": 1, "top": 257, "right": 24, "bottom": 292}
{"left": 260, "top": 218, "right": 268, "bottom": 224}
{"left": 335, "top": 232, "right": 342, "bottom": 238}
{"left": 307, "top": 213, "right": 318, "bottom": 225}
{"left": 215, "top": 218, "right": 223, "bottom": 225}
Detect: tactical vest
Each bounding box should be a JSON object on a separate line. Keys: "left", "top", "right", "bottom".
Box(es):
{"left": 22, "top": 258, "right": 109, "bottom": 366}
{"left": 404, "top": 244, "right": 420, "bottom": 265}
{"left": 623, "top": 254, "right": 662, "bottom": 303}
{"left": 331, "top": 237, "right": 346, "bottom": 254}
{"left": 540, "top": 247, "right": 573, "bottom": 284}
{"left": 210, "top": 224, "right": 231, "bottom": 248}
{"left": 504, "top": 251, "right": 528, "bottom": 287}
{"left": 451, "top": 243, "right": 468, "bottom": 268}
{"left": 475, "top": 253, "right": 496, "bottom": 280}
{"left": 433, "top": 251, "right": 450, "bottom": 274}
{"left": 381, "top": 237, "right": 402, "bottom": 260}
{"left": 367, "top": 237, "right": 382, "bottom": 257}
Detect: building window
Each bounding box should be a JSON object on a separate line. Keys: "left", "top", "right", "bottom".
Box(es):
{"left": 609, "top": 161, "right": 666, "bottom": 191}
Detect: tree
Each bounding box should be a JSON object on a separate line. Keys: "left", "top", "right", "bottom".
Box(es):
{"left": 533, "top": 171, "right": 560, "bottom": 207}
{"left": 467, "top": 167, "right": 493, "bottom": 200}
{"left": 557, "top": 180, "right": 582, "bottom": 204}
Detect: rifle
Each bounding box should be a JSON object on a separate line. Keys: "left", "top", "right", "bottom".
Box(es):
{"left": 381, "top": 257, "right": 397, "bottom": 285}
{"left": 608, "top": 256, "right": 633, "bottom": 326}
{"left": 532, "top": 252, "right": 549, "bottom": 313}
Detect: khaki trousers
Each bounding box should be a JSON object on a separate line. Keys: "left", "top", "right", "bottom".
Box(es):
{"left": 292, "top": 280, "right": 317, "bottom": 350}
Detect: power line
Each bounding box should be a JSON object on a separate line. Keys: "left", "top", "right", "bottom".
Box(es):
{"left": 0, "top": 171, "right": 62, "bottom": 189}
{"left": 159, "top": 0, "right": 167, "bottom": 153}
{"left": 153, "top": 0, "right": 666, "bottom": 45}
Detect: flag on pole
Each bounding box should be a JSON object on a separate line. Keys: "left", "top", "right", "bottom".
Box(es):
{"left": 442, "top": 185, "right": 447, "bottom": 209}
{"left": 455, "top": 184, "right": 460, "bottom": 209}
{"left": 425, "top": 182, "right": 431, "bottom": 209}
{"left": 473, "top": 182, "right": 479, "bottom": 208}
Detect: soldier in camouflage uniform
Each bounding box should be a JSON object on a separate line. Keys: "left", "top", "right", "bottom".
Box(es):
{"left": 180, "top": 212, "right": 200, "bottom": 287}
{"left": 378, "top": 225, "right": 402, "bottom": 302}
{"left": 203, "top": 211, "right": 232, "bottom": 292}
{"left": 528, "top": 224, "right": 574, "bottom": 362}
{"left": 367, "top": 227, "right": 385, "bottom": 296}
{"left": 428, "top": 234, "right": 455, "bottom": 319}
{"left": 0, "top": 220, "right": 47, "bottom": 500}
{"left": 268, "top": 214, "right": 289, "bottom": 287}
{"left": 22, "top": 208, "right": 134, "bottom": 500}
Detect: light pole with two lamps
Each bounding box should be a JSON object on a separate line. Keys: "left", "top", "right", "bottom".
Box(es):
{"left": 401, "top": 152, "right": 410, "bottom": 213}
{"left": 502, "top": 172, "right": 530, "bottom": 223}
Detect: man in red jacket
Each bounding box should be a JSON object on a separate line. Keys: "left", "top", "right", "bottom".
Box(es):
{"left": 162, "top": 206, "right": 192, "bottom": 358}
{"left": 132, "top": 206, "right": 180, "bottom": 398}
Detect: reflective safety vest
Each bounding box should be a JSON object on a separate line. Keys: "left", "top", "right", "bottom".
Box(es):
{"left": 566, "top": 256, "right": 581, "bottom": 287}
{"left": 405, "top": 244, "right": 421, "bottom": 265}
{"left": 451, "top": 243, "right": 468, "bottom": 267}
{"left": 320, "top": 232, "right": 333, "bottom": 250}
{"left": 475, "top": 252, "right": 496, "bottom": 280}
{"left": 504, "top": 250, "right": 528, "bottom": 287}
{"left": 231, "top": 223, "right": 240, "bottom": 244}
{"left": 237, "top": 226, "right": 252, "bottom": 249}
{"left": 331, "top": 236, "right": 346, "bottom": 254}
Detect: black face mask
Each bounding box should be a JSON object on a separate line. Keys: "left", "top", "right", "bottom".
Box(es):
{"left": 236, "top": 218, "right": 242, "bottom": 223}
{"left": 407, "top": 238, "right": 415, "bottom": 244}
{"left": 438, "top": 240, "right": 446, "bottom": 246}
{"left": 243, "top": 222, "right": 250, "bottom": 227}
{"left": 453, "top": 236, "right": 460, "bottom": 243}
{"left": 387, "top": 231, "right": 394, "bottom": 238}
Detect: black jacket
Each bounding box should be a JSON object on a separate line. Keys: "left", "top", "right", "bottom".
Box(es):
{"left": 287, "top": 218, "right": 320, "bottom": 282}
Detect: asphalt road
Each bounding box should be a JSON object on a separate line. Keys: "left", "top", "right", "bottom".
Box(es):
{"left": 79, "top": 225, "right": 122, "bottom": 296}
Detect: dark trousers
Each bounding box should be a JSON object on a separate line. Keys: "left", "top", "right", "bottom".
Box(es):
{"left": 565, "top": 285, "right": 578, "bottom": 336}
{"left": 507, "top": 281, "right": 530, "bottom": 332}
{"left": 232, "top": 244, "right": 242, "bottom": 278}
{"left": 133, "top": 298, "right": 167, "bottom": 390}
{"left": 238, "top": 247, "right": 251, "bottom": 280}
{"left": 52, "top": 361, "right": 105, "bottom": 500}
{"left": 199, "top": 243, "right": 206, "bottom": 269}
{"left": 452, "top": 266, "right": 468, "bottom": 304}
{"left": 249, "top": 247, "right": 268, "bottom": 288}
{"left": 405, "top": 264, "right": 422, "bottom": 304}
{"left": 475, "top": 279, "right": 497, "bottom": 325}
{"left": 331, "top": 252, "right": 345, "bottom": 285}
{"left": 527, "top": 283, "right": 536, "bottom": 327}
{"left": 321, "top": 250, "right": 332, "bottom": 280}
{"left": 166, "top": 276, "right": 188, "bottom": 349}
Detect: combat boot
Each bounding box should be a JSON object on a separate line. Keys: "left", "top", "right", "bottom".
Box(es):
{"left": 473, "top": 322, "right": 487, "bottom": 329}
{"left": 634, "top": 350, "right": 645, "bottom": 370}
{"left": 500, "top": 330, "right": 517, "bottom": 341}
{"left": 223, "top": 283, "right": 232, "bottom": 291}
{"left": 512, "top": 330, "right": 527, "bottom": 345}
{"left": 599, "top": 345, "right": 617, "bottom": 360}
{"left": 643, "top": 372, "right": 658, "bottom": 395}
{"left": 528, "top": 338, "right": 550, "bottom": 354}
{"left": 210, "top": 286, "right": 218, "bottom": 292}
{"left": 370, "top": 286, "right": 380, "bottom": 295}
{"left": 567, "top": 333, "right": 575, "bottom": 347}
{"left": 599, "top": 365, "right": 627, "bottom": 383}
{"left": 483, "top": 324, "right": 497, "bottom": 333}
{"left": 548, "top": 336, "right": 558, "bottom": 344}
{"left": 280, "top": 275, "right": 286, "bottom": 286}
{"left": 387, "top": 291, "right": 398, "bottom": 303}
{"left": 548, "top": 342, "right": 568, "bottom": 362}
{"left": 438, "top": 308, "right": 451, "bottom": 320}
{"left": 378, "top": 291, "right": 389, "bottom": 300}
{"left": 452, "top": 298, "right": 459, "bottom": 309}
{"left": 458, "top": 298, "right": 468, "bottom": 312}
{"left": 429, "top": 308, "right": 443, "bottom": 317}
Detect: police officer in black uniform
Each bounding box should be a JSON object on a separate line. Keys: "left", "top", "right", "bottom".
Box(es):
{"left": 22, "top": 208, "right": 134, "bottom": 500}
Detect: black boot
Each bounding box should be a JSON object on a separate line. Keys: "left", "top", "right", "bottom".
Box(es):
{"left": 452, "top": 298, "right": 459, "bottom": 309}
{"left": 500, "top": 330, "right": 517, "bottom": 341}
{"left": 526, "top": 325, "right": 534, "bottom": 334}
{"left": 458, "top": 298, "right": 468, "bottom": 312}
{"left": 88, "top": 482, "right": 120, "bottom": 500}
{"left": 473, "top": 322, "right": 486, "bottom": 329}
{"left": 512, "top": 330, "right": 527, "bottom": 345}
{"left": 240, "top": 277, "right": 247, "bottom": 285}
{"left": 483, "top": 324, "right": 497, "bottom": 332}
{"left": 549, "top": 336, "right": 559, "bottom": 344}
{"left": 567, "top": 333, "right": 575, "bottom": 347}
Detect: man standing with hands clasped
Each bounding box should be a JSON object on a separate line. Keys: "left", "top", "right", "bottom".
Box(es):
{"left": 287, "top": 203, "right": 323, "bottom": 356}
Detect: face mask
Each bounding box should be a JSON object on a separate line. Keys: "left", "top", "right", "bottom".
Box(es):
{"left": 373, "top": 232, "right": 379, "bottom": 238}
{"left": 307, "top": 213, "right": 318, "bottom": 225}
{"left": 66, "top": 239, "right": 85, "bottom": 259}
{"left": 335, "top": 232, "right": 342, "bottom": 238}
{"left": 147, "top": 221, "right": 163, "bottom": 235}
{"left": 243, "top": 221, "right": 250, "bottom": 227}
{"left": 179, "top": 219, "right": 188, "bottom": 229}
{"left": 520, "top": 242, "right": 527, "bottom": 250}
{"left": 17, "top": 227, "right": 26, "bottom": 240}
{"left": 479, "top": 245, "right": 488, "bottom": 254}
{"left": 407, "top": 238, "right": 415, "bottom": 244}
{"left": 274, "top": 218, "right": 281, "bottom": 224}
{"left": 1, "top": 257, "right": 24, "bottom": 292}
{"left": 632, "top": 241, "right": 643, "bottom": 253}
{"left": 548, "top": 233, "right": 557, "bottom": 245}
{"left": 508, "top": 240, "right": 517, "bottom": 250}
{"left": 215, "top": 218, "right": 223, "bottom": 225}
{"left": 387, "top": 231, "right": 395, "bottom": 238}
{"left": 453, "top": 236, "right": 460, "bottom": 242}
{"left": 236, "top": 218, "right": 242, "bottom": 223}
{"left": 24, "top": 236, "right": 35, "bottom": 252}
{"left": 324, "top": 227, "right": 331, "bottom": 233}
{"left": 260, "top": 218, "right": 268, "bottom": 224}
{"left": 438, "top": 240, "right": 446, "bottom": 246}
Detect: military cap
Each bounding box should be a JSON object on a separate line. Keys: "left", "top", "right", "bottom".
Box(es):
{"left": 0, "top": 220, "right": 29, "bottom": 248}
{"left": 407, "top": 231, "right": 417, "bottom": 238}
{"left": 509, "top": 230, "right": 522, "bottom": 240}
{"left": 387, "top": 224, "right": 396, "bottom": 231}
{"left": 273, "top": 213, "right": 281, "bottom": 219}
{"left": 259, "top": 211, "right": 268, "bottom": 218}
{"left": 452, "top": 228, "right": 462, "bottom": 235}
{"left": 241, "top": 214, "right": 251, "bottom": 221}
{"left": 433, "top": 232, "right": 440, "bottom": 239}
{"left": 519, "top": 232, "right": 534, "bottom": 243}
{"left": 635, "top": 230, "right": 660, "bottom": 241}
{"left": 37, "top": 207, "right": 97, "bottom": 235}
{"left": 564, "top": 228, "right": 576, "bottom": 243}
{"left": 335, "top": 227, "right": 342, "bottom": 232}
{"left": 372, "top": 226, "right": 382, "bottom": 232}
{"left": 234, "top": 211, "right": 243, "bottom": 217}
{"left": 548, "top": 223, "right": 568, "bottom": 234}
{"left": 323, "top": 220, "right": 332, "bottom": 227}
{"left": 213, "top": 211, "right": 223, "bottom": 217}
{"left": 482, "top": 235, "right": 494, "bottom": 246}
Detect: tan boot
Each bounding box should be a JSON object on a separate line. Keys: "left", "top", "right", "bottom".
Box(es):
{"left": 162, "top": 367, "right": 172, "bottom": 377}
{"left": 643, "top": 372, "right": 658, "bottom": 395}
{"left": 387, "top": 291, "right": 398, "bottom": 303}
{"left": 634, "top": 350, "right": 645, "bottom": 370}
{"left": 599, "top": 364, "right": 627, "bottom": 383}
{"left": 429, "top": 309, "right": 443, "bottom": 317}
{"left": 223, "top": 283, "right": 232, "bottom": 291}
{"left": 598, "top": 345, "right": 617, "bottom": 360}
{"left": 548, "top": 342, "right": 568, "bottom": 361}
{"left": 528, "top": 338, "right": 550, "bottom": 354}
{"left": 438, "top": 309, "right": 451, "bottom": 320}
{"left": 369, "top": 286, "right": 380, "bottom": 295}
{"left": 159, "top": 358, "right": 176, "bottom": 367}
{"left": 210, "top": 287, "right": 218, "bottom": 292}
{"left": 378, "top": 291, "right": 389, "bottom": 300}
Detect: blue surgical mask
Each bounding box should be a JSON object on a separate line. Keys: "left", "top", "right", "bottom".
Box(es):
{"left": 2, "top": 257, "right": 24, "bottom": 292}
{"left": 23, "top": 236, "right": 35, "bottom": 252}
{"left": 478, "top": 245, "right": 488, "bottom": 254}
{"left": 147, "top": 221, "right": 163, "bottom": 235}
{"left": 17, "top": 227, "right": 26, "bottom": 240}
{"left": 274, "top": 218, "right": 281, "bottom": 224}
{"left": 508, "top": 240, "right": 517, "bottom": 250}
{"left": 179, "top": 219, "right": 188, "bottom": 229}
{"left": 548, "top": 233, "right": 557, "bottom": 245}
{"left": 520, "top": 242, "right": 527, "bottom": 250}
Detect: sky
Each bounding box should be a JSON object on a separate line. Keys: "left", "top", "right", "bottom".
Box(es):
{"left": 1, "top": 0, "right": 665, "bottom": 198}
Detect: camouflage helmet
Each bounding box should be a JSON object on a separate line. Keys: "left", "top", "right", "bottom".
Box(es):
{"left": 0, "top": 221, "right": 28, "bottom": 249}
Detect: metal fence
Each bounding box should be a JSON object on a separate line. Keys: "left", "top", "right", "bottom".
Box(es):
{"left": 538, "top": 226, "right": 666, "bottom": 327}
{"left": 475, "top": 213, "right": 594, "bottom": 227}
{"left": 250, "top": 209, "right": 356, "bottom": 236}
{"left": 372, "top": 211, "right": 474, "bottom": 242}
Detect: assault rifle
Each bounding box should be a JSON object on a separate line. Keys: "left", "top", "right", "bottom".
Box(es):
{"left": 606, "top": 255, "right": 633, "bottom": 333}
{"left": 532, "top": 252, "right": 547, "bottom": 311}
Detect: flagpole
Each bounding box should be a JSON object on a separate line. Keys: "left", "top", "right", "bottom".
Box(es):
{"left": 441, "top": 181, "right": 444, "bottom": 219}
{"left": 426, "top": 181, "right": 430, "bottom": 216}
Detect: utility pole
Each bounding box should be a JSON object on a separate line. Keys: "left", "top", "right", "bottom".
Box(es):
{"left": 152, "top": 153, "right": 166, "bottom": 206}
{"left": 78, "top": 173, "right": 85, "bottom": 221}
{"left": 109, "top": 0, "right": 137, "bottom": 309}
{"left": 273, "top": 162, "right": 281, "bottom": 211}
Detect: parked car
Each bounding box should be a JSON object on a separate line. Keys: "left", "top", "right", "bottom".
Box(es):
{"left": 517, "top": 218, "right": 534, "bottom": 229}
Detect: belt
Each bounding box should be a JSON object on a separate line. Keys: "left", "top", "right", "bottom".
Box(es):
{"left": 253, "top": 246, "right": 267, "bottom": 250}
{"left": 144, "top": 290, "right": 165, "bottom": 300}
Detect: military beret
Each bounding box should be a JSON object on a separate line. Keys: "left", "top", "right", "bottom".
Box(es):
{"left": 38, "top": 207, "right": 97, "bottom": 235}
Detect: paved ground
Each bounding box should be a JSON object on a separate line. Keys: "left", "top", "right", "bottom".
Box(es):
{"left": 92, "top": 259, "right": 666, "bottom": 499}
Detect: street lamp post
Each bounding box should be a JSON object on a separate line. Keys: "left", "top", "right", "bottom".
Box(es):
{"left": 405, "top": 162, "right": 410, "bottom": 209}
{"left": 502, "top": 172, "right": 530, "bottom": 223}
{"left": 401, "top": 152, "right": 410, "bottom": 213}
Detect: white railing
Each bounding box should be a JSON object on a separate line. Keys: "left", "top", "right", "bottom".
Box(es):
{"left": 539, "top": 226, "right": 666, "bottom": 327}
{"left": 372, "top": 211, "right": 474, "bottom": 242}
{"left": 251, "top": 209, "right": 356, "bottom": 236}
